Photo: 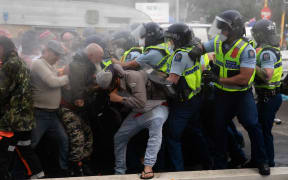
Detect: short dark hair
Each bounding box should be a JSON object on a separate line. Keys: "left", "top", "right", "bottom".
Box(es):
{"left": 0, "top": 35, "right": 17, "bottom": 62}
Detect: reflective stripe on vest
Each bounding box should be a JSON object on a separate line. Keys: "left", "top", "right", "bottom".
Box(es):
{"left": 171, "top": 47, "right": 202, "bottom": 99}
{"left": 255, "top": 46, "right": 283, "bottom": 89}
{"left": 101, "top": 59, "right": 112, "bottom": 70}
{"left": 144, "top": 43, "right": 171, "bottom": 73}
{"left": 214, "top": 35, "right": 254, "bottom": 92}
{"left": 121, "top": 47, "right": 143, "bottom": 63}
{"left": 249, "top": 40, "right": 256, "bottom": 49}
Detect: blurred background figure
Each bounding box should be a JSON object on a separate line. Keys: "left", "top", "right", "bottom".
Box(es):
{"left": 20, "top": 30, "right": 41, "bottom": 69}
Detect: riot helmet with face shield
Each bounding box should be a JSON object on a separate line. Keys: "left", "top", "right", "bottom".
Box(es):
{"left": 213, "top": 10, "right": 245, "bottom": 42}
{"left": 164, "top": 23, "right": 194, "bottom": 50}
{"left": 111, "top": 31, "right": 136, "bottom": 59}
{"left": 133, "top": 22, "right": 164, "bottom": 48}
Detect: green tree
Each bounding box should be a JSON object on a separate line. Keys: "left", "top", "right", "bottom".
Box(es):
{"left": 186, "top": 0, "right": 283, "bottom": 31}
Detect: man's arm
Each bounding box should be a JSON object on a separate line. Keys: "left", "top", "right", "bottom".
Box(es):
{"left": 255, "top": 51, "right": 276, "bottom": 82}
{"left": 32, "top": 60, "right": 68, "bottom": 88}
{"left": 112, "top": 58, "right": 140, "bottom": 69}
{"left": 220, "top": 67, "right": 254, "bottom": 86}
{"left": 219, "top": 45, "right": 257, "bottom": 86}
{"left": 256, "top": 66, "right": 274, "bottom": 82}
{"left": 166, "top": 52, "right": 187, "bottom": 85}
{"left": 167, "top": 73, "right": 180, "bottom": 84}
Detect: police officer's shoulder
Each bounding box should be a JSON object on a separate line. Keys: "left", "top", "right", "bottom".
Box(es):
{"left": 260, "top": 49, "right": 277, "bottom": 62}
{"left": 173, "top": 51, "right": 189, "bottom": 63}
{"left": 261, "top": 46, "right": 280, "bottom": 57}
{"left": 242, "top": 44, "right": 256, "bottom": 58}
{"left": 131, "top": 50, "right": 141, "bottom": 57}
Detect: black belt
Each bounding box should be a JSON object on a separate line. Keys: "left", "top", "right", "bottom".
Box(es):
{"left": 256, "top": 88, "right": 280, "bottom": 102}
{"left": 34, "top": 107, "right": 59, "bottom": 112}
{"left": 215, "top": 87, "right": 252, "bottom": 95}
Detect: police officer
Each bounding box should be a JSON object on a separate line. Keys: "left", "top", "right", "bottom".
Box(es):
{"left": 189, "top": 10, "right": 270, "bottom": 175}
{"left": 252, "top": 19, "right": 283, "bottom": 167}
{"left": 110, "top": 30, "right": 142, "bottom": 63}
{"left": 113, "top": 22, "right": 172, "bottom": 74}
{"left": 164, "top": 23, "right": 211, "bottom": 171}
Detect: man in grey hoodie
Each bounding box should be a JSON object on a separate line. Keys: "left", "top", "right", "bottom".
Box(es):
{"left": 96, "top": 64, "right": 168, "bottom": 179}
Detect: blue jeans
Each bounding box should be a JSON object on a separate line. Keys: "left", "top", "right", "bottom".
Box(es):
{"left": 167, "top": 95, "right": 210, "bottom": 171}
{"left": 213, "top": 89, "right": 268, "bottom": 169}
{"left": 114, "top": 105, "right": 169, "bottom": 174}
{"left": 257, "top": 93, "right": 282, "bottom": 167}
{"left": 31, "top": 109, "right": 69, "bottom": 170}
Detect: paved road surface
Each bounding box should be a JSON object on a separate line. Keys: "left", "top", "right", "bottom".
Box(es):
{"left": 236, "top": 100, "right": 288, "bottom": 167}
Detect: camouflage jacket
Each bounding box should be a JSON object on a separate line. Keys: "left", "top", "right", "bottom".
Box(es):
{"left": 0, "top": 53, "right": 35, "bottom": 132}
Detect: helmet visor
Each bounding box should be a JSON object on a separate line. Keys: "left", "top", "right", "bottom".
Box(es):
{"left": 216, "top": 16, "right": 232, "bottom": 29}
{"left": 130, "top": 23, "right": 146, "bottom": 41}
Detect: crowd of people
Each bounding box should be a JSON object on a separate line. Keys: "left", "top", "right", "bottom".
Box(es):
{"left": 0, "top": 9, "right": 286, "bottom": 179}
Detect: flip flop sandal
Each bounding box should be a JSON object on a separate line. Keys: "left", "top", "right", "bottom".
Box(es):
{"left": 140, "top": 171, "right": 154, "bottom": 179}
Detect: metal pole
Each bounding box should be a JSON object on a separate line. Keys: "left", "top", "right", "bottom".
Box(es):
{"left": 280, "top": 10, "right": 286, "bottom": 48}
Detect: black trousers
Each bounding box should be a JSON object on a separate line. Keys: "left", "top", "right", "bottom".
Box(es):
{"left": 0, "top": 131, "right": 43, "bottom": 179}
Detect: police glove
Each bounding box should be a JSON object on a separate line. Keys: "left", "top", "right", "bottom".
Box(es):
{"left": 209, "top": 61, "right": 218, "bottom": 74}
{"left": 188, "top": 45, "right": 205, "bottom": 62}
{"left": 202, "top": 70, "right": 219, "bottom": 84}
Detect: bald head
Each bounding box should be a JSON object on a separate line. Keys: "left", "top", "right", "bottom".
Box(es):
{"left": 85, "top": 43, "right": 104, "bottom": 64}
{"left": 62, "top": 32, "right": 75, "bottom": 49}
{"left": 62, "top": 32, "right": 74, "bottom": 41}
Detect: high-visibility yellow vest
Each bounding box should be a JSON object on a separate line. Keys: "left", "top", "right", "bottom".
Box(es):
{"left": 214, "top": 35, "right": 255, "bottom": 92}
{"left": 202, "top": 53, "right": 211, "bottom": 71}
{"left": 120, "top": 47, "right": 143, "bottom": 63}
{"left": 254, "top": 46, "right": 282, "bottom": 90}
{"left": 144, "top": 43, "right": 171, "bottom": 73}
{"left": 170, "top": 47, "right": 202, "bottom": 99}
{"left": 249, "top": 39, "right": 256, "bottom": 49}
{"left": 101, "top": 59, "right": 112, "bottom": 70}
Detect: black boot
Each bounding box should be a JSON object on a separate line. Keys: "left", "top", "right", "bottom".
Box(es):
{"left": 243, "top": 161, "right": 270, "bottom": 176}
{"left": 258, "top": 163, "right": 270, "bottom": 176}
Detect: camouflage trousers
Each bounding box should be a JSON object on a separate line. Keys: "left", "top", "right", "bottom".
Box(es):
{"left": 60, "top": 107, "right": 93, "bottom": 162}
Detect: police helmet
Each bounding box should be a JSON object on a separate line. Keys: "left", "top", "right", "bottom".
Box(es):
{"left": 164, "top": 23, "right": 194, "bottom": 49}
{"left": 251, "top": 19, "right": 279, "bottom": 46}
{"left": 140, "top": 22, "right": 164, "bottom": 47}
{"left": 111, "top": 31, "right": 136, "bottom": 51}
{"left": 216, "top": 10, "right": 245, "bottom": 39}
